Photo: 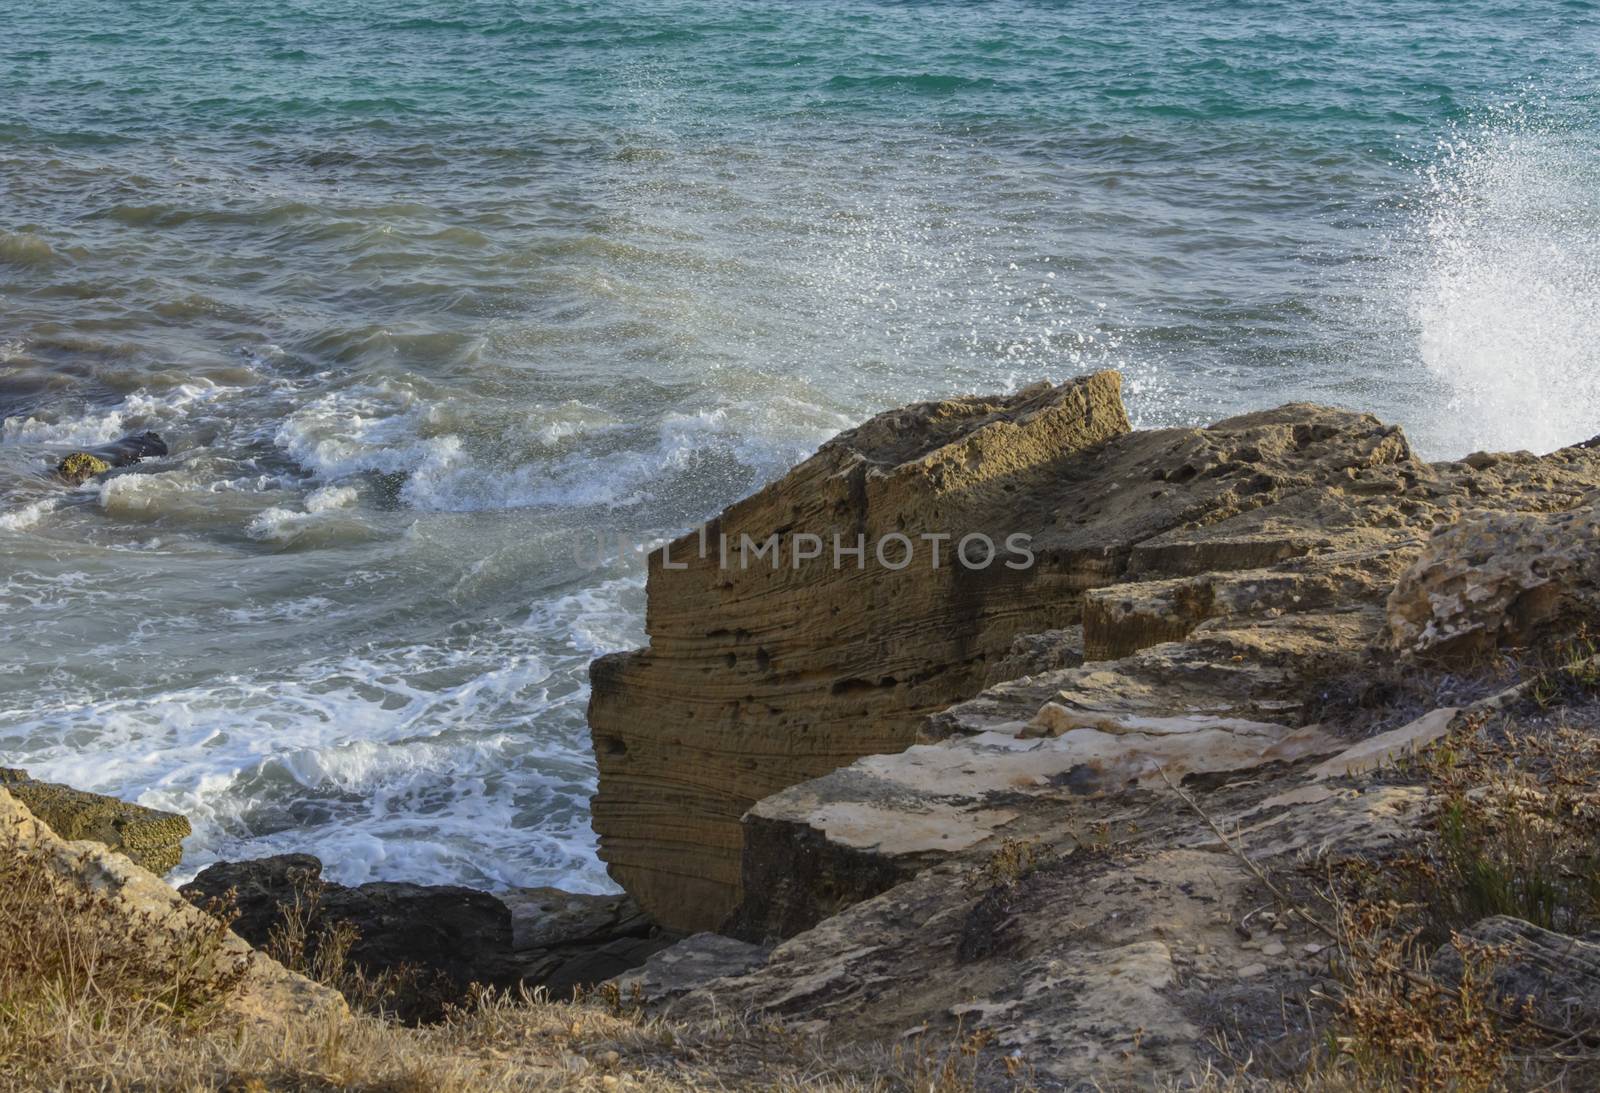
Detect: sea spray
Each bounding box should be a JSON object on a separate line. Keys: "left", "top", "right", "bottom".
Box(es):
{"left": 1407, "top": 99, "right": 1600, "bottom": 455}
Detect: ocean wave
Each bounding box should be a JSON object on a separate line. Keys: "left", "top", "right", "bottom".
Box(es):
{"left": 273, "top": 380, "right": 840, "bottom": 515}
{"left": 246, "top": 485, "right": 373, "bottom": 547}
{"left": 0, "top": 230, "right": 59, "bottom": 269}
{"left": 0, "top": 573, "right": 645, "bottom": 892}
{"left": 0, "top": 380, "right": 232, "bottom": 448}
{"left": 0, "top": 496, "right": 62, "bottom": 532}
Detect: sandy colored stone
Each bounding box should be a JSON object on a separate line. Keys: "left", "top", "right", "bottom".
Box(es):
{"left": 0, "top": 768, "right": 191, "bottom": 874}
{"left": 590, "top": 373, "right": 1600, "bottom": 933}
{"left": 661, "top": 779, "right": 1419, "bottom": 1089}
{"left": 1389, "top": 492, "right": 1600, "bottom": 660}
{"left": 0, "top": 786, "right": 345, "bottom": 1029}
{"left": 1310, "top": 707, "right": 1461, "bottom": 779}
{"left": 589, "top": 373, "right": 1133, "bottom": 931}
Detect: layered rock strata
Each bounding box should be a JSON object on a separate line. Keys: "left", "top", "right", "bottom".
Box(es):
{"left": 591, "top": 371, "right": 1600, "bottom": 932}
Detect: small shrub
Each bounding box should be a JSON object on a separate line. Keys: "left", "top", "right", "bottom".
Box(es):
{"left": 1414, "top": 724, "right": 1600, "bottom": 940}
{"left": 1320, "top": 899, "right": 1515, "bottom": 1092}
{"left": 262, "top": 863, "right": 428, "bottom": 1021}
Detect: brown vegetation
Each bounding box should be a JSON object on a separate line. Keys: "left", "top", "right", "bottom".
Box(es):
{"left": 0, "top": 808, "right": 983, "bottom": 1091}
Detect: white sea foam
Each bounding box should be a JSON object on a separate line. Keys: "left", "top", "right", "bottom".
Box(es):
{"left": 246, "top": 485, "right": 362, "bottom": 542}
{"left": 0, "top": 496, "right": 61, "bottom": 531}
{"left": 0, "top": 572, "right": 645, "bottom": 892}
{"left": 1405, "top": 101, "right": 1600, "bottom": 456}
{"left": 1, "top": 381, "right": 230, "bottom": 448}
{"left": 274, "top": 379, "right": 844, "bottom": 515}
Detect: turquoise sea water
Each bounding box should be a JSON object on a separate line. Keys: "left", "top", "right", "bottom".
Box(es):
{"left": 3, "top": 1, "right": 1599, "bottom": 890}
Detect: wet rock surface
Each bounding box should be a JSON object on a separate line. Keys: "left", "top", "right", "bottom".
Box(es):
{"left": 54, "top": 430, "right": 167, "bottom": 483}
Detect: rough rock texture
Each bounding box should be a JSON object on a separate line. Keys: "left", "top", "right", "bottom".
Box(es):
{"left": 589, "top": 372, "right": 1133, "bottom": 931}
{"left": 1388, "top": 492, "right": 1600, "bottom": 661}
{"left": 54, "top": 430, "right": 168, "bottom": 484}
{"left": 56, "top": 451, "right": 110, "bottom": 484}
{"left": 732, "top": 615, "right": 1366, "bottom": 940}
{"left": 593, "top": 373, "right": 1600, "bottom": 933}
{"left": 0, "top": 787, "right": 344, "bottom": 1029}
{"left": 659, "top": 776, "right": 1428, "bottom": 1089}
{"left": 611, "top": 932, "right": 772, "bottom": 1002}
{"left": 1434, "top": 915, "right": 1600, "bottom": 1029}
{"left": 182, "top": 857, "right": 674, "bottom": 1019}
{"left": 498, "top": 886, "right": 678, "bottom": 996}
{"left": 0, "top": 768, "right": 191, "bottom": 874}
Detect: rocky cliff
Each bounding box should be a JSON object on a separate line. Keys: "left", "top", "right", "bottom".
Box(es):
{"left": 590, "top": 371, "right": 1600, "bottom": 933}
{"left": 589, "top": 372, "right": 1132, "bottom": 930}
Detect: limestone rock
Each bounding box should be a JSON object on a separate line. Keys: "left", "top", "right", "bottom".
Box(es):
{"left": 590, "top": 372, "right": 1133, "bottom": 931}
{"left": 732, "top": 626, "right": 1347, "bottom": 940}
{"left": 665, "top": 780, "right": 1417, "bottom": 1089}
{"left": 0, "top": 768, "right": 190, "bottom": 874}
{"left": 610, "top": 932, "right": 772, "bottom": 1001}
{"left": 0, "top": 787, "right": 345, "bottom": 1030}
{"left": 1082, "top": 546, "right": 1411, "bottom": 662}
{"left": 980, "top": 626, "right": 1084, "bottom": 686}
{"left": 592, "top": 372, "right": 1600, "bottom": 932}
{"left": 1388, "top": 493, "right": 1600, "bottom": 661}
{"left": 1309, "top": 707, "right": 1461, "bottom": 779}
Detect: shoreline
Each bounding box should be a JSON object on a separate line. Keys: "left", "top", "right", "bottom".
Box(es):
{"left": 15, "top": 368, "right": 1600, "bottom": 1087}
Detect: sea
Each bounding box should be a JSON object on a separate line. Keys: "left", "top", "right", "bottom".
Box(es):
{"left": 3, "top": 0, "right": 1599, "bottom": 891}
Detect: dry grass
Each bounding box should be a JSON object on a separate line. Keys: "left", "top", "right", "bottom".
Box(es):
{"left": 252, "top": 862, "right": 441, "bottom": 1023}
{"left": 1160, "top": 698, "right": 1600, "bottom": 1093}
{"left": 0, "top": 817, "right": 995, "bottom": 1092}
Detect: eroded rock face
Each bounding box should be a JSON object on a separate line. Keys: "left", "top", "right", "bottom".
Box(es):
{"left": 589, "top": 373, "right": 1133, "bottom": 931}
{"left": 591, "top": 372, "right": 1600, "bottom": 933}
{"left": 1388, "top": 492, "right": 1600, "bottom": 661}
{"left": 0, "top": 769, "right": 191, "bottom": 874}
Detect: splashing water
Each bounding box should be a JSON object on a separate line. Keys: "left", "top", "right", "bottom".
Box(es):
{"left": 1409, "top": 101, "right": 1600, "bottom": 455}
